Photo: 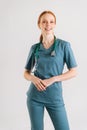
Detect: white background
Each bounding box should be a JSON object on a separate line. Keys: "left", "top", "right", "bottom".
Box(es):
{"left": 0, "top": 0, "right": 87, "bottom": 130}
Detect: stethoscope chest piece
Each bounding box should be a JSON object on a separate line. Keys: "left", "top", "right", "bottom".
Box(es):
{"left": 51, "top": 50, "right": 56, "bottom": 56}
{"left": 34, "top": 36, "right": 57, "bottom": 58}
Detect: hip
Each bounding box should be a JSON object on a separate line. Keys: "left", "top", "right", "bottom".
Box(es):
{"left": 26, "top": 82, "right": 64, "bottom": 104}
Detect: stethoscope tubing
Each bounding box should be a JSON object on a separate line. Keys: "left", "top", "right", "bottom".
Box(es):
{"left": 34, "top": 36, "right": 57, "bottom": 59}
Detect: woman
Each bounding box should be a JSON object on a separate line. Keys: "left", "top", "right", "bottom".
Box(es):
{"left": 24, "top": 10, "right": 77, "bottom": 130}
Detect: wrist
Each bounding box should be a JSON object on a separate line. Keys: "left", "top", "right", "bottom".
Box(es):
{"left": 30, "top": 74, "right": 35, "bottom": 82}
{"left": 52, "top": 76, "right": 57, "bottom": 83}
{"left": 53, "top": 76, "right": 60, "bottom": 82}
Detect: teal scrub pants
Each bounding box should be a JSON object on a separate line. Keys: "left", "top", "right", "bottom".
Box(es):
{"left": 27, "top": 97, "right": 70, "bottom": 130}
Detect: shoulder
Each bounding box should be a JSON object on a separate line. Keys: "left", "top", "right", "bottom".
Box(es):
{"left": 55, "top": 38, "right": 71, "bottom": 52}
{"left": 56, "top": 38, "right": 70, "bottom": 48}
{"left": 30, "top": 42, "right": 40, "bottom": 51}
{"left": 31, "top": 42, "right": 40, "bottom": 48}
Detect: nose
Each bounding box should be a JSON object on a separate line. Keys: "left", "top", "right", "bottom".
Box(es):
{"left": 46, "top": 21, "right": 50, "bottom": 26}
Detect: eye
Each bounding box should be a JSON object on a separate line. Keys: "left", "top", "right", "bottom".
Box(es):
{"left": 42, "top": 21, "right": 46, "bottom": 23}
{"left": 50, "top": 21, "right": 54, "bottom": 23}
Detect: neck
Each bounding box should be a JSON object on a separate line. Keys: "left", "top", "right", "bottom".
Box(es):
{"left": 42, "top": 34, "right": 55, "bottom": 49}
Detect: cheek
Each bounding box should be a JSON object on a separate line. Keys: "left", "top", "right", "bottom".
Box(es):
{"left": 53, "top": 23, "right": 56, "bottom": 27}
{"left": 38, "top": 23, "right": 42, "bottom": 28}
{"left": 39, "top": 24, "right": 45, "bottom": 30}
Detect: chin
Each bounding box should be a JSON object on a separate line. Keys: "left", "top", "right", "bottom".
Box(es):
{"left": 45, "top": 31, "right": 53, "bottom": 35}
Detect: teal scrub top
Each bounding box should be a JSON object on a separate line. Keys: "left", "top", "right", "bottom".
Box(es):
{"left": 25, "top": 38, "right": 77, "bottom": 104}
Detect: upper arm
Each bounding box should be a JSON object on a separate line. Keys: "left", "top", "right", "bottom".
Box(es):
{"left": 25, "top": 45, "right": 35, "bottom": 71}
{"left": 64, "top": 42, "right": 77, "bottom": 69}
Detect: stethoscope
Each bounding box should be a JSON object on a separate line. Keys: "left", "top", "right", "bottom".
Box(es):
{"left": 34, "top": 36, "right": 57, "bottom": 60}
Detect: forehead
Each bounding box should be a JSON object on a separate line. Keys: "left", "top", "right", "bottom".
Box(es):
{"left": 40, "top": 13, "right": 55, "bottom": 20}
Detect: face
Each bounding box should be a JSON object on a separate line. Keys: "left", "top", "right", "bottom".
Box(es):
{"left": 38, "top": 13, "right": 56, "bottom": 35}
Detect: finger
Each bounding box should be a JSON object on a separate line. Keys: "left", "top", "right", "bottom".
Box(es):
{"left": 37, "top": 83, "right": 46, "bottom": 91}
{"left": 37, "top": 86, "right": 45, "bottom": 91}
{"left": 38, "top": 80, "right": 46, "bottom": 88}
{"left": 40, "top": 81, "right": 46, "bottom": 88}
{"left": 39, "top": 84, "right": 46, "bottom": 91}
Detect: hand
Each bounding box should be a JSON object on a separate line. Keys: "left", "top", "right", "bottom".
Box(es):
{"left": 41, "top": 77, "right": 56, "bottom": 88}
{"left": 31, "top": 75, "right": 46, "bottom": 91}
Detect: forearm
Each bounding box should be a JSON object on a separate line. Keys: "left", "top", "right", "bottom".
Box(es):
{"left": 24, "top": 70, "right": 35, "bottom": 82}
{"left": 24, "top": 70, "right": 46, "bottom": 91}
{"left": 54, "top": 67, "right": 77, "bottom": 82}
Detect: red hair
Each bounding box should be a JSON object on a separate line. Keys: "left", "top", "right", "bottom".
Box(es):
{"left": 37, "top": 11, "right": 56, "bottom": 42}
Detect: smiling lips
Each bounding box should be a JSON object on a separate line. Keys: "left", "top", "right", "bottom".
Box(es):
{"left": 45, "top": 28, "right": 52, "bottom": 31}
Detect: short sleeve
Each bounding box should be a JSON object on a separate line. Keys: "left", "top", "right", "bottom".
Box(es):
{"left": 64, "top": 42, "right": 77, "bottom": 69}
{"left": 25, "top": 45, "right": 35, "bottom": 71}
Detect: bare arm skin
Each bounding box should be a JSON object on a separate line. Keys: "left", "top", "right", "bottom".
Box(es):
{"left": 24, "top": 70, "right": 46, "bottom": 91}
{"left": 24, "top": 67, "right": 77, "bottom": 91}
{"left": 41, "top": 67, "right": 77, "bottom": 88}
